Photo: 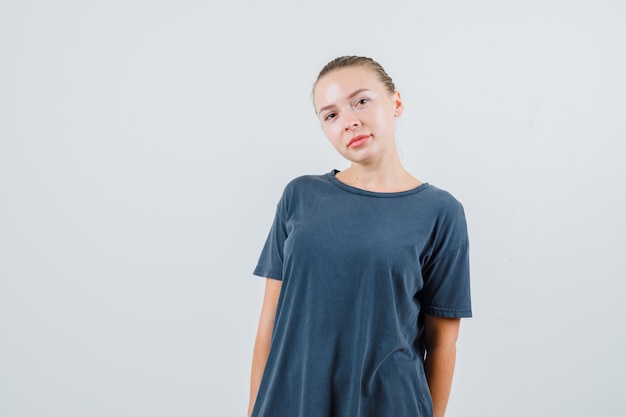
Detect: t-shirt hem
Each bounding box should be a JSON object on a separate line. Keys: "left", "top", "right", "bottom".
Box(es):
{"left": 422, "top": 306, "right": 472, "bottom": 318}
{"left": 252, "top": 268, "right": 283, "bottom": 281}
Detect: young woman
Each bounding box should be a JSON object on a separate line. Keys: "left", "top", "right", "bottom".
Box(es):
{"left": 248, "top": 56, "right": 472, "bottom": 417}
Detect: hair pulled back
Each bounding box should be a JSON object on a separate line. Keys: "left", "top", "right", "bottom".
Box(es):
{"left": 313, "top": 56, "right": 396, "bottom": 97}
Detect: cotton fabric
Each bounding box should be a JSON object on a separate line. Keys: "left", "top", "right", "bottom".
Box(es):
{"left": 252, "top": 170, "right": 472, "bottom": 417}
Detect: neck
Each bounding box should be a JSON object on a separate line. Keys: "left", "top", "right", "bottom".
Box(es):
{"left": 336, "top": 157, "right": 421, "bottom": 193}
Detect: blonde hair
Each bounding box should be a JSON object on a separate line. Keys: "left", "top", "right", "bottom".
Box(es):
{"left": 313, "top": 56, "right": 396, "bottom": 97}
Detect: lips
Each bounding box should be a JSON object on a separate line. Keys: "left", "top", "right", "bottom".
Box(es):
{"left": 348, "top": 134, "right": 371, "bottom": 148}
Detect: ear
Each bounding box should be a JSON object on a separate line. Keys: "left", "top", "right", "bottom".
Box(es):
{"left": 393, "top": 91, "right": 404, "bottom": 117}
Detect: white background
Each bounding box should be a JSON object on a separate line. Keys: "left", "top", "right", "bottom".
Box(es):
{"left": 1, "top": 1, "right": 625, "bottom": 416}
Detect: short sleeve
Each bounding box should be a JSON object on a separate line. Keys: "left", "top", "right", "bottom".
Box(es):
{"left": 253, "top": 189, "right": 289, "bottom": 281}
{"left": 420, "top": 200, "right": 472, "bottom": 318}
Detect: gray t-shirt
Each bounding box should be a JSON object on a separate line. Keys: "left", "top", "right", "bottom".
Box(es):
{"left": 252, "top": 170, "right": 472, "bottom": 417}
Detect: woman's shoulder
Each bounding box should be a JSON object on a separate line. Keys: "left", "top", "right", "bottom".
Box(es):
{"left": 282, "top": 171, "right": 333, "bottom": 193}
{"left": 271, "top": 172, "right": 334, "bottom": 207}
{"left": 423, "top": 183, "right": 463, "bottom": 204}
{"left": 417, "top": 183, "right": 467, "bottom": 221}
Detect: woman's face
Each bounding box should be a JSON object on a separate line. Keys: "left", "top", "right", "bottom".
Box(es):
{"left": 313, "top": 66, "right": 403, "bottom": 165}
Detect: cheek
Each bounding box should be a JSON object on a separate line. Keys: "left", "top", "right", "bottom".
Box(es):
{"left": 322, "top": 124, "right": 342, "bottom": 143}
{"left": 373, "top": 110, "right": 394, "bottom": 131}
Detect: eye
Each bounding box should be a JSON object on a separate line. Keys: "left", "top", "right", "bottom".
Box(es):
{"left": 324, "top": 112, "right": 337, "bottom": 121}
{"left": 355, "top": 97, "right": 369, "bottom": 106}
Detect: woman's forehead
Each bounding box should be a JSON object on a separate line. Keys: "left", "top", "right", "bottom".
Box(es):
{"left": 314, "top": 67, "right": 380, "bottom": 107}
{"left": 316, "top": 66, "right": 378, "bottom": 90}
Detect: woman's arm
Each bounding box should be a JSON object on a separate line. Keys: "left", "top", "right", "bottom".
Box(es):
{"left": 248, "top": 278, "right": 282, "bottom": 417}
{"left": 423, "top": 315, "right": 462, "bottom": 417}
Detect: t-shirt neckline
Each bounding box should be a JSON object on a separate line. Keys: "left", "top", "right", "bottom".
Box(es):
{"left": 327, "top": 169, "right": 429, "bottom": 198}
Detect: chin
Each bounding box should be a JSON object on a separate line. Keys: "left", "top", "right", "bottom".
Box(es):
{"left": 348, "top": 155, "right": 377, "bottom": 165}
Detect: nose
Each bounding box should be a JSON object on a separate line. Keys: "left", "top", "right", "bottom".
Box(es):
{"left": 344, "top": 113, "right": 361, "bottom": 131}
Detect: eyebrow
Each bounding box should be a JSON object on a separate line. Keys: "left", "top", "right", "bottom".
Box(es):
{"left": 316, "top": 88, "right": 372, "bottom": 115}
